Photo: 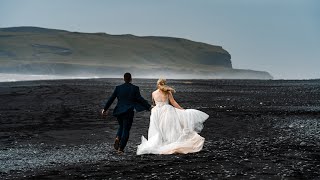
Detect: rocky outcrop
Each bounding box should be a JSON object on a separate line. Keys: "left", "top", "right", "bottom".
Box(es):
{"left": 0, "top": 26, "right": 272, "bottom": 79}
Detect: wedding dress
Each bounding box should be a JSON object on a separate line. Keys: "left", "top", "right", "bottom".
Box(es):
{"left": 137, "top": 96, "right": 209, "bottom": 155}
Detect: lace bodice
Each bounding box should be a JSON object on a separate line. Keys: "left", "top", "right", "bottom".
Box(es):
{"left": 153, "top": 90, "right": 169, "bottom": 106}
{"left": 154, "top": 99, "right": 169, "bottom": 106}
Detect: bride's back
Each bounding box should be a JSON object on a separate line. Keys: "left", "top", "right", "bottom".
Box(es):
{"left": 152, "top": 90, "right": 169, "bottom": 103}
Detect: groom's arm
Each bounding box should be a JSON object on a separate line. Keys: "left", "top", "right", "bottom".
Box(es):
{"left": 135, "top": 87, "right": 151, "bottom": 110}
{"left": 103, "top": 86, "right": 118, "bottom": 111}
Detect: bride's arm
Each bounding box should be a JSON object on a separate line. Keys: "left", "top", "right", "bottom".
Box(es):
{"left": 152, "top": 93, "right": 155, "bottom": 106}
{"left": 168, "top": 91, "right": 184, "bottom": 110}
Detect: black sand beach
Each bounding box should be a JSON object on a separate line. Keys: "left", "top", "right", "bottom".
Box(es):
{"left": 0, "top": 78, "right": 319, "bottom": 179}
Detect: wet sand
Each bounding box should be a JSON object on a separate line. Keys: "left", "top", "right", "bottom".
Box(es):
{"left": 0, "top": 79, "right": 319, "bottom": 179}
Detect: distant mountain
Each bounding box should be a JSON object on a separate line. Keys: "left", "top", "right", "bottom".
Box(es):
{"left": 0, "top": 26, "right": 272, "bottom": 79}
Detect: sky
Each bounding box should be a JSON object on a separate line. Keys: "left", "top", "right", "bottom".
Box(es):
{"left": 0, "top": 0, "right": 319, "bottom": 79}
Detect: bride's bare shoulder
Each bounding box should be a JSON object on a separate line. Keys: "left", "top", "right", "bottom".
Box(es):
{"left": 152, "top": 89, "right": 159, "bottom": 94}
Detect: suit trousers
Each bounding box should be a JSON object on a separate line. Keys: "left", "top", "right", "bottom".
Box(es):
{"left": 116, "top": 110, "right": 134, "bottom": 150}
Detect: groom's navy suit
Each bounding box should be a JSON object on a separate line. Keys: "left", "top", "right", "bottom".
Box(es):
{"left": 104, "top": 82, "right": 151, "bottom": 150}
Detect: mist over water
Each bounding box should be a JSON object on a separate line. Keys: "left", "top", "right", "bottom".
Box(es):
{"left": 0, "top": 73, "right": 103, "bottom": 82}
{"left": 0, "top": 71, "right": 274, "bottom": 82}
{"left": 0, "top": 73, "right": 197, "bottom": 82}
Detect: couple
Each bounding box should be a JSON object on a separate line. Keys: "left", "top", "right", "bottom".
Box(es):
{"left": 102, "top": 73, "right": 209, "bottom": 155}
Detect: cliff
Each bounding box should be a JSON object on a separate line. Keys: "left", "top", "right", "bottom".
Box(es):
{"left": 0, "top": 26, "right": 272, "bottom": 79}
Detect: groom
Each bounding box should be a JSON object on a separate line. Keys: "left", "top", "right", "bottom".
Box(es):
{"left": 101, "top": 72, "right": 151, "bottom": 154}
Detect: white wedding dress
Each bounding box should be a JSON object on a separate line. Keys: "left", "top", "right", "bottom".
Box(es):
{"left": 137, "top": 96, "right": 209, "bottom": 155}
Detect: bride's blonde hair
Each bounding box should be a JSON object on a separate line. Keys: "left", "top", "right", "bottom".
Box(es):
{"left": 157, "top": 78, "right": 175, "bottom": 93}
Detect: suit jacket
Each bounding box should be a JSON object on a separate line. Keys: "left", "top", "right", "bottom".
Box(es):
{"left": 104, "top": 82, "right": 151, "bottom": 116}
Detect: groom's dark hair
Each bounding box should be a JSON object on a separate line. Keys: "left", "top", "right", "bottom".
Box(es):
{"left": 124, "top": 72, "right": 132, "bottom": 83}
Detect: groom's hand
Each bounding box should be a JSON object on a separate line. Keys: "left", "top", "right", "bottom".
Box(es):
{"left": 101, "top": 109, "right": 108, "bottom": 117}
{"left": 149, "top": 105, "right": 155, "bottom": 111}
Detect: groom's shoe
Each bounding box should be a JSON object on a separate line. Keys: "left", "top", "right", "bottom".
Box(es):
{"left": 114, "top": 137, "right": 121, "bottom": 151}
{"left": 117, "top": 148, "right": 124, "bottom": 155}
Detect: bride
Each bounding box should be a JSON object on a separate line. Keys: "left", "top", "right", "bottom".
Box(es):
{"left": 137, "top": 79, "right": 209, "bottom": 155}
